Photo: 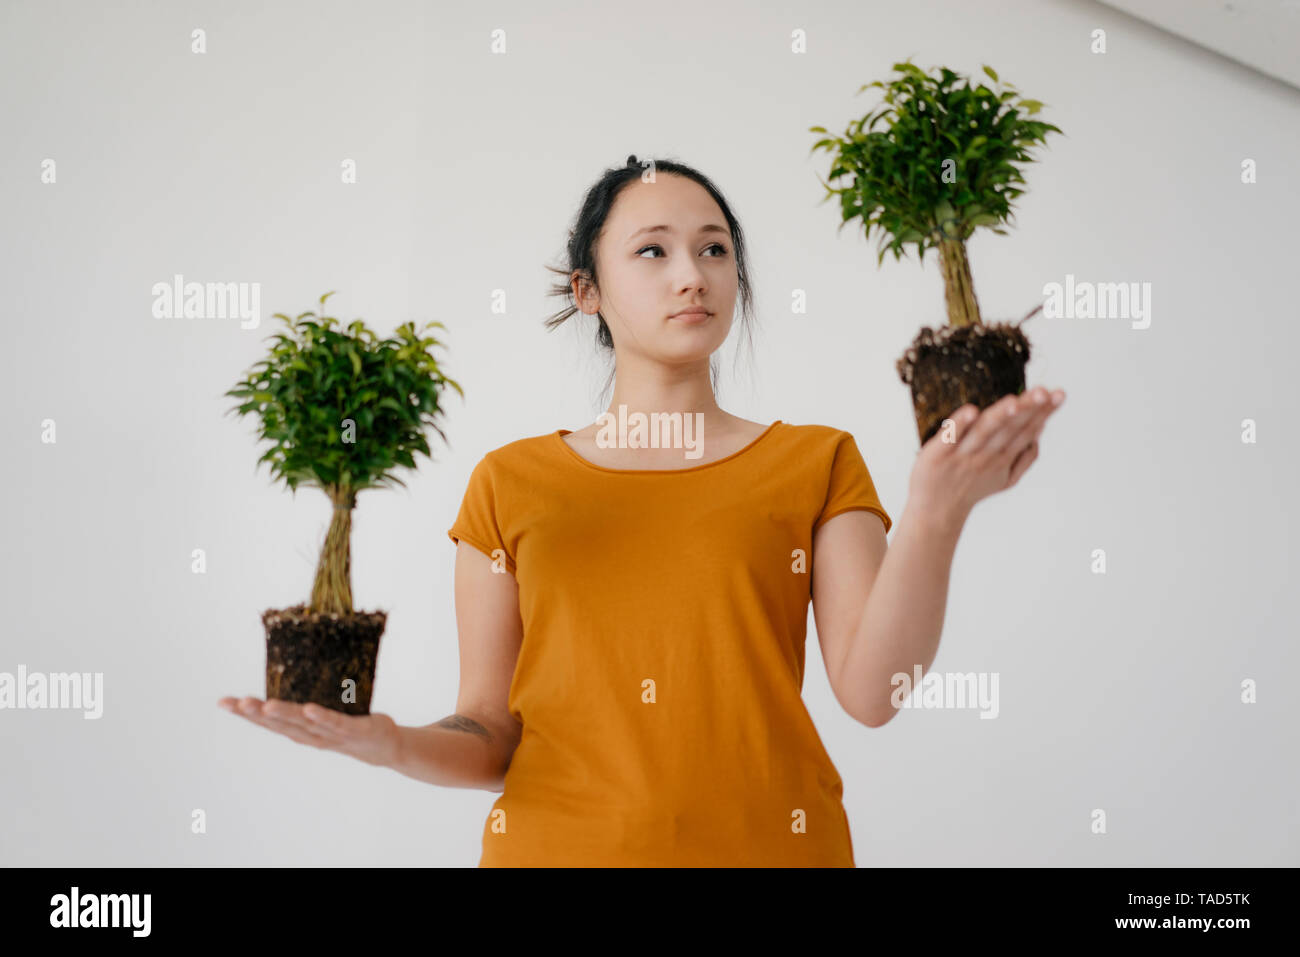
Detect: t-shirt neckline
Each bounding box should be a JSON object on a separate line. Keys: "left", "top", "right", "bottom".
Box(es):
{"left": 553, "top": 420, "right": 783, "bottom": 475}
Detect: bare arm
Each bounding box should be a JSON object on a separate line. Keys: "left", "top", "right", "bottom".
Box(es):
{"left": 390, "top": 713, "right": 517, "bottom": 791}
{"left": 391, "top": 541, "right": 524, "bottom": 791}
{"left": 813, "top": 388, "right": 1063, "bottom": 728}
{"left": 219, "top": 543, "right": 525, "bottom": 791}
{"left": 812, "top": 505, "right": 960, "bottom": 728}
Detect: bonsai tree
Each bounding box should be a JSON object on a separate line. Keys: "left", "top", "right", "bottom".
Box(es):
{"left": 809, "top": 60, "right": 1063, "bottom": 443}
{"left": 223, "top": 292, "right": 462, "bottom": 712}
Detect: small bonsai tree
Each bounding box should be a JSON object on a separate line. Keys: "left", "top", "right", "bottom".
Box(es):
{"left": 223, "top": 292, "right": 462, "bottom": 617}
{"left": 809, "top": 60, "right": 1063, "bottom": 444}
{"left": 809, "top": 60, "right": 1062, "bottom": 329}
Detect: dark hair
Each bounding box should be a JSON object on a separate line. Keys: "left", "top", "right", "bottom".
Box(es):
{"left": 543, "top": 154, "right": 756, "bottom": 407}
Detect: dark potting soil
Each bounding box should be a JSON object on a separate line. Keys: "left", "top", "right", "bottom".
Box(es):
{"left": 262, "top": 604, "right": 387, "bottom": 715}
{"left": 897, "top": 321, "right": 1031, "bottom": 445}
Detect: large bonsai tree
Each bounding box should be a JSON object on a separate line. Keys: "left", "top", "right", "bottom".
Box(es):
{"left": 224, "top": 292, "right": 461, "bottom": 616}
{"left": 810, "top": 60, "right": 1062, "bottom": 328}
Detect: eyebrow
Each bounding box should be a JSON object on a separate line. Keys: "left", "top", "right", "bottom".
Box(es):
{"left": 626, "top": 224, "right": 730, "bottom": 243}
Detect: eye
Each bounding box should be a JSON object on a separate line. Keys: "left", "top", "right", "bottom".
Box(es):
{"left": 636, "top": 242, "right": 730, "bottom": 258}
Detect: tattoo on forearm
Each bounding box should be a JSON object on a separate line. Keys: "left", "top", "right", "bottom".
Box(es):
{"left": 435, "top": 714, "right": 494, "bottom": 741}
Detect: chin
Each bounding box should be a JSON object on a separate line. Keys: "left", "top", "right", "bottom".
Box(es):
{"left": 655, "top": 343, "right": 725, "bottom": 365}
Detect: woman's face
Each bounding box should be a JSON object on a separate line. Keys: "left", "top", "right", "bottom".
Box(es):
{"left": 576, "top": 173, "right": 738, "bottom": 367}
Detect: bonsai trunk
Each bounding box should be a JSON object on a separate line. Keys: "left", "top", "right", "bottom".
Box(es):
{"left": 310, "top": 485, "right": 355, "bottom": 616}
{"left": 263, "top": 483, "right": 387, "bottom": 713}
{"left": 897, "top": 236, "right": 1030, "bottom": 445}
{"left": 938, "top": 237, "right": 981, "bottom": 328}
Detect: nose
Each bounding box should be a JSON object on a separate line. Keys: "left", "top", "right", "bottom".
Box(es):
{"left": 673, "top": 260, "right": 708, "bottom": 295}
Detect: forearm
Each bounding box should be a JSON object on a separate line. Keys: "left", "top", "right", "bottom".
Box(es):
{"left": 842, "top": 499, "right": 966, "bottom": 727}
{"left": 389, "top": 715, "right": 509, "bottom": 791}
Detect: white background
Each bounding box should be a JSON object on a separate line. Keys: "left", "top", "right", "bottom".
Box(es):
{"left": 2, "top": 0, "right": 1296, "bottom": 866}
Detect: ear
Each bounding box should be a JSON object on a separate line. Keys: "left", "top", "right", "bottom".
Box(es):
{"left": 572, "top": 270, "right": 598, "bottom": 314}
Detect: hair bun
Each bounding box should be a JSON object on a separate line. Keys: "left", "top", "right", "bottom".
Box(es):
{"left": 626, "top": 154, "right": 639, "bottom": 166}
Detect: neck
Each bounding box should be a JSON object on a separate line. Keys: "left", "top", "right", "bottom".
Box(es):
{"left": 603, "top": 354, "right": 721, "bottom": 421}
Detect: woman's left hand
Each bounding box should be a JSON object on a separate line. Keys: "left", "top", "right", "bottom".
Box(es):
{"left": 908, "top": 385, "right": 1065, "bottom": 530}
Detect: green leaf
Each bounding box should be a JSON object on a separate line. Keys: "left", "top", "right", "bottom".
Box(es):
{"left": 809, "top": 61, "right": 1060, "bottom": 265}
{"left": 226, "top": 295, "right": 461, "bottom": 499}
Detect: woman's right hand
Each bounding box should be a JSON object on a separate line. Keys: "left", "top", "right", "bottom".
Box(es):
{"left": 908, "top": 385, "right": 1065, "bottom": 529}
{"left": 218, "top": 696, "right": 401, "bottom": 769}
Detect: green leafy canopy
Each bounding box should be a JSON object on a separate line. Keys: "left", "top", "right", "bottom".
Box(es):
{"left": 222, "top": 291, "right": 464, "bottom": 499}
{"left": 808, "top": 60, "right": 1064, "bottom": 268}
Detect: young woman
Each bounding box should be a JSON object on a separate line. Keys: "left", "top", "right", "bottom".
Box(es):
{"left": 220, "top": 155, "right": 1065, "bottom": 867}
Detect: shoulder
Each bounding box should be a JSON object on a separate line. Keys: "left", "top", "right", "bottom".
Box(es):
{"left": 467, "top": 430, "right": 561, "bottom": 475}
{"left": 486, "top": 429, "right": 556, "bottom": 459}
{"left": 776, "top": 422, "right": 881, "bottom": 480}
{"left": 776, "top": 421, "right": 859, "bottom": 451}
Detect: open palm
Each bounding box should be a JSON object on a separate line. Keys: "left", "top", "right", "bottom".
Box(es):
{"left": 218, "top": 696, "right": 400, "bottom": 768}
{"left": 909, "top": 385, "right": 1065, "bottom": 526}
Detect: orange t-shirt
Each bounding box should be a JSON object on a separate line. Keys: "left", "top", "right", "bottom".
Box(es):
{"left": 446, "top": 420, "right": 891, "bottom": 867}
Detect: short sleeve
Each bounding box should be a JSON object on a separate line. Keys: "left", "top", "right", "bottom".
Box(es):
{"left": 447, "top": 455, "right": 517, "bottom": 573}
{"left": 813, "top": 432, "right": 892, "bottom": 534}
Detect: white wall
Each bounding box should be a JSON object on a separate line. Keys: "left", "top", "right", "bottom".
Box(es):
{"left": 1, "top": 0, "right": 1296, "bottom": 866}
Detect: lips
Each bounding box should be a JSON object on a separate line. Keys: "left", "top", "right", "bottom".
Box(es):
{"left": 669, "top": 308, "right": 711, "bottom": 321}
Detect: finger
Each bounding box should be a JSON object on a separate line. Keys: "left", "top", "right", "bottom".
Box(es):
{"left": 233, "top": 698, "right": 331, "bottom": 746}
{"left": 996, "top": 390, "right": 1053, "bottom": 457}
{"left": 961, "top": 392, "right": 1032, "bottom": 456}
{"left": 233, "top": 696, "right": 271, "bottom": 723}
{"left": 264, "top": 699, "right": 341, "bottom": 739}
{"left": 986, "top": 390, "right": 1045, "bottom": 455}
{"left": 1024, "top": 393, "right": 1064, "bottom": 444}
{"left": 990, "top": 383, "right": 1063, "bottom": 453}
{"left": 230, "top": 697, "right": 284, "bottom": 730}
{"left": 300, "top": 702, "right": 356, "bottom": 738}
{"left": 1033, "top": 390, "right": 1065, "bottom": 423}
{"left": 232, "top": 703, "right": 291, "bottom": 735}
{"left": 219, "top": 696, "right": 266, "bottom": 712}
{"left": 1006, "top": 437, "right": 1040, "bottom": 487}
{"left": 930, "top": 404, "right": 980, "bottom": 450}
{"left": 263, "top": 717, "right": 334, "bottom": 748}
{"left": 256, "top": 707, "right": 336, "bottom": 747}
